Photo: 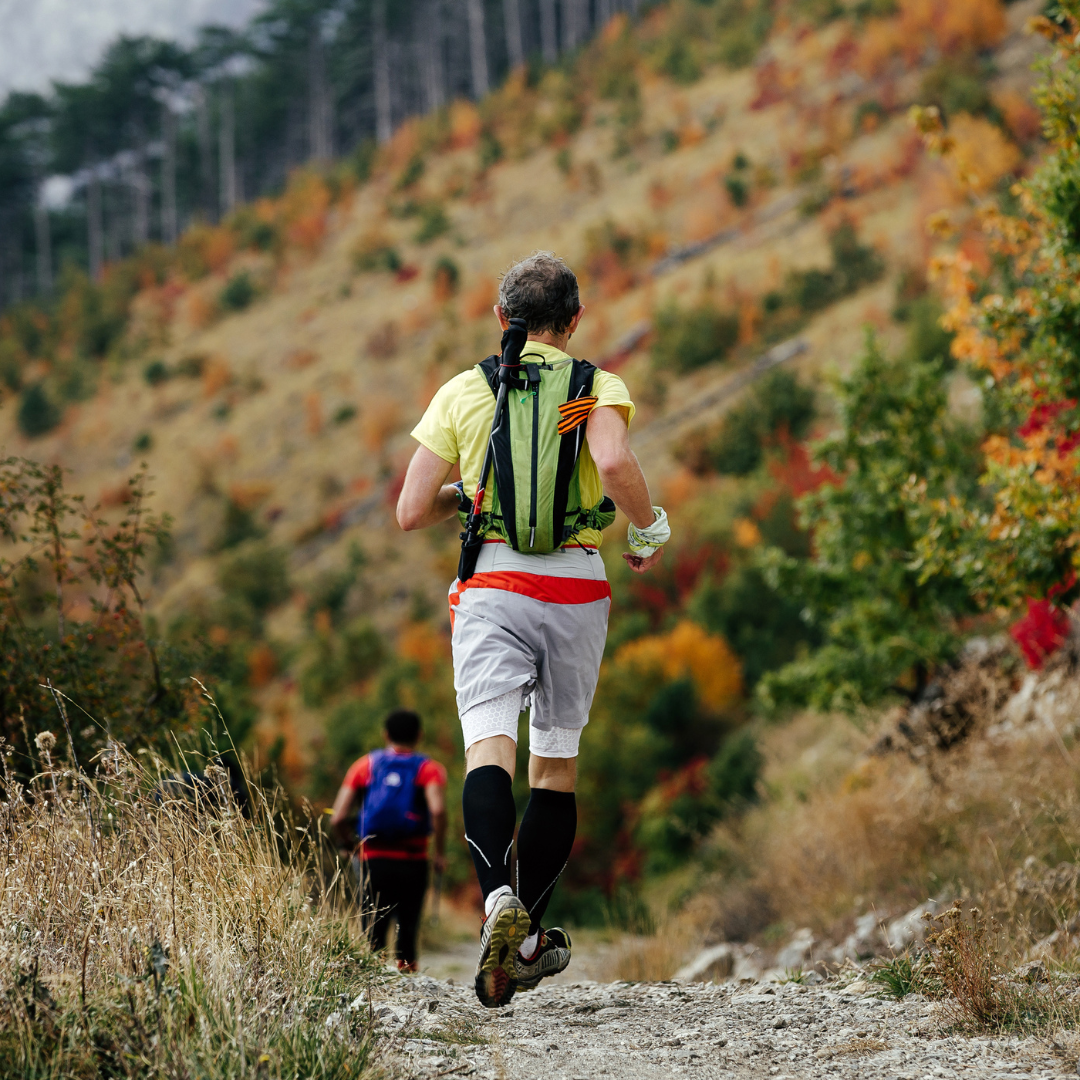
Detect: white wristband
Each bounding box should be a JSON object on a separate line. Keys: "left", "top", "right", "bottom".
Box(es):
{"left": 628, "top": 507, "right": 670, "bottom": 557}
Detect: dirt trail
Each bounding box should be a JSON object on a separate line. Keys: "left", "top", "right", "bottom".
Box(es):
{"left": 360, "top": 972, "right": 1072, "bottom": 1080}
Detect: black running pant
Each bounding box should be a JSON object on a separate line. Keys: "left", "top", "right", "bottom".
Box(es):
{"left": 357, "top": 857, "right": 429, "bottom": 965}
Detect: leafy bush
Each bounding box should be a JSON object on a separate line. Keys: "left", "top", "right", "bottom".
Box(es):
{"left": 215, "top": 498, "right": 265, "bottom": 552}
{"left": 413, "top": 202, "right": 450, "bottom": 244}
{"left": 17, "top": 383, "right": 61, "bottom": 438}
{"left": 725, "top": 173, "right": 749, "bottom": 207}
{"left": 757, "top": 334, "right": 982, "bottom": 712}
{"left": 652, "top": 298, "right": 740, "bottom": 372}
{"left": 353, "top": 236, "right": 401, "bottom": 273}
{"left": 219, "top": 270, "right": 257, "bottom": 312}
{"left": 692, "top": 565, "right": 822, "bottom": 687}
{"left": 920, "top": 55, "right": 996, "bottom": 123}
{"left": 686, "top": 369, "right": 816, "bottom": 476}
{"left": 216, "top": 542, "right": 290, "bottom": 632}
{"left": 786, "top": 220, "right": 885, "bottom": 314}
{"left": 144, "top": 359, "right": 171, "bottom": 386}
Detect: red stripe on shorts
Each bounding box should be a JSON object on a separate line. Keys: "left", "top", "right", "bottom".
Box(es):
{"left": 450, "top": 571, "right": 611, "bottom": 608}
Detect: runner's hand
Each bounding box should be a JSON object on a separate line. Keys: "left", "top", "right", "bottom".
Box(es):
{"left": 622, "top": 549, "right": 663, "bottom": 574}
{"left": 433, "top": 854, "right": 447, "bottom": 874}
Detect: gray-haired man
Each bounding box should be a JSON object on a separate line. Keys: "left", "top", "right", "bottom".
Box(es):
{"left": 397, "top": 252, "right": 668, "bottom": 1006}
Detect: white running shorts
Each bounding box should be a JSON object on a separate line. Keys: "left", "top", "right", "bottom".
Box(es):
{"left": 449, "top": 542, "right": 610, "bottom": 755}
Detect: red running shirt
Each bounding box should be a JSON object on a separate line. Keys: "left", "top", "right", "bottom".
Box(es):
{"left": 343, "top": 750, "right": 447, "bottom": 861}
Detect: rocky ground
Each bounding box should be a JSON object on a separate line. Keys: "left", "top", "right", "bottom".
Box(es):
{"left": 348, "top": 973, "right": 1075, "bottom": 1080}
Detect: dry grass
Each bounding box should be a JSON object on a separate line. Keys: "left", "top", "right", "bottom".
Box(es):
{"left": 693, "top": 702, "right": 1080, "bottom": 955}
{"left": 0, "top": 706, "right": 380, "bottom": 1078}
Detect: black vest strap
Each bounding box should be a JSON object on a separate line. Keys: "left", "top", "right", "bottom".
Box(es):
{"left": 553, "top": 359, "right": 597, "bottom": 545}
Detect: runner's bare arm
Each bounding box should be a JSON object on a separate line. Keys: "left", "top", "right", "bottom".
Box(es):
{"left": 586, "top": 405, "right": 664, "bottom": 575}
{"left": 328, "top": 783, "right": 358, "bottom": 851}
{"left": 425, "top": 782, "right": 448, "bottom": 873}
{"left": 397, "top": 445, "right": 459, "bottom": 531}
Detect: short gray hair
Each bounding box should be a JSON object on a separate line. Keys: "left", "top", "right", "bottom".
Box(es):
{"left": 498, "top": 252, "right": 580, "bottom": 335}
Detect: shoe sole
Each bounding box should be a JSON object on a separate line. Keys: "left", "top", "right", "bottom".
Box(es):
{"left": 474, "top": 898, "right": 529, "bottom": 1009}
{"left": 516, "top": 948, "right": 571, "bottom": 991}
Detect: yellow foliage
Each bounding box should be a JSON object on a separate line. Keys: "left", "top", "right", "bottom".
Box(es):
{"left": 945, "top": 113, "right": 1021, "bottom": 195}
{"left": 398, "top": 622, "right": 449, "bottom": 679}
{"left": 615, "top": 621, "right": 742, "bottom": 712}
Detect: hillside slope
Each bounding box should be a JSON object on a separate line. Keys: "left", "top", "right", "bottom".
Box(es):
{"left": 0, "top": 0, "right": 1046, "bottom": 853}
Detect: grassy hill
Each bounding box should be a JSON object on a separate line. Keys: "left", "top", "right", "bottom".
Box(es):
{"left": 0, "top": 0, "right": 1048, "bottom": 916}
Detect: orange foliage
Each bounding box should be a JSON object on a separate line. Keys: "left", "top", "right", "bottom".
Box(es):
{"left": 859, "top": 0, "right": 1006, "bottom": 74}
{"left": 202, "top": 356, "right": 232, "bottom": 398}
{"left": 449, "top": 100, "right": 482, "bottom": 148}
{"left": 278, "top": 172, "right": 331, "bottom": 253}
{"left": 179, "top": 224, "right": 236, "bottom": 277}
{"left": 994, "top": 89, "right": 1042, "bottom": 145}
{"left": 945, "top": 113, "right": 1021, "bottom": 195}
{"left": 229, "top": 481, "right": 273, "bottom": 510}
{"left": 184, "top": 290, "right": 216, "bottom": 330}
{"left": 305, "top": 391, "right": 323, "bottom": 435}
{"left": 248, "top": 643, "right": 277, "bottom": 688}
{"left": 398, "top": 622, "right": 449, "bottom": 679}
{"left": 382, "top": 118, "right": 422, "bottom": 171}
{"left": 615, "top": 621, "right": 742, "bottom": 712}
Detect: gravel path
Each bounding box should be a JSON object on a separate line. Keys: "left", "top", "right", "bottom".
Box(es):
{"left": 360, "top": 974, "right": 1074, "bottom": 1079}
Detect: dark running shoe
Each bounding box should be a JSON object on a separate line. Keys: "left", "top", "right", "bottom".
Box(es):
{"left": 474, "top": 892, "right": 529, "bottom": 1008}
{"left": 516, "top": 927, "right": 572, "bottom": 991}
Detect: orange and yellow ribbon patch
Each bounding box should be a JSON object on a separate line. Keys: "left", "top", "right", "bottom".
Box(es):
{"left": 557, "top": 395, "right": 598, "bottom": 436}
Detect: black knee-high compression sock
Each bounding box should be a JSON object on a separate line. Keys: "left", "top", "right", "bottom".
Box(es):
{"left": 516, "top": 788, "right": 577, "bottom": 934}
{"left": 462, "top": 765, "right": 517, "bottom": 902}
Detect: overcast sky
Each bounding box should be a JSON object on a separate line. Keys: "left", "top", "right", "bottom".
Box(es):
{"left": 0, "top": 0, "right": 265, "bottom": 95}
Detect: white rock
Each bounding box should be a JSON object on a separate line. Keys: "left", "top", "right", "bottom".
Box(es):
{"left": 673, "top": 943, "right": 735, "bottom": 982}
{"left": 775, "top": 927, "right": 815, "bottom": 970}
{"left": 885, "top": 897, "right": 945, "bottom": 951}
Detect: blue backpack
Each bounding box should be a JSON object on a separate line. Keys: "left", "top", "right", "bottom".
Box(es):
{"left": 358, "top": 750, "right": 431, "bottom": 842}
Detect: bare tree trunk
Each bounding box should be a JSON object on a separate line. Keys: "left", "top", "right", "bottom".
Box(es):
{"left": 373, "top": 0, "right": 393, "bottom": 143}
{"left": 133, "top": 147, "right": 150, "bottom": 247}
{"left": 87, "top": 171, "right": 103, "bottom": 279}
{"left": 161, "top": 105, "right": 177, "bottom": 245}
{"left": 563, "top": 0, "right": 587, "bottom": 51}
{"left": 466, "top": 0, "right": 489, "bottom": 98}
{"left": 220, "top": 83, "right": 239, "bottom": 213}
{"left": 308, "top": 32, "right": 333, "bottom": 161}
{"left": 503, "top": 0, "right": 524, "bottom": 68}
{"left": 597, "top": 0, "right": 612, "bottom": 25}
{"left": 539, "top": 0, "right": 558, "bottom": 62}
{"left": 421, "top": 1, "right": 446, "bottom": 112}
{"left": 196, "top": 86, "right": 215, "bottom": 221}
{"left": 34, "top": 186, "right": 51, "bottom": 297}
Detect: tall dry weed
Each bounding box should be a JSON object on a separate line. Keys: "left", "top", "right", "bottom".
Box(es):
{"left": 0, "top": 698, "right": 379, "bottom": 1078}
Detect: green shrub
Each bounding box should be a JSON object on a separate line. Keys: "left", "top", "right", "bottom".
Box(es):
{"left": 144, "top": 359, "right": 171, "bottom": 386}
{"left": 709, "top": 404, "right": 764, "bottom": 475}
{"left": 133, "top": 431, "right": 153, "bottom": 453}
{"left": 219, "top": 271, "right": 257, "bottom": 312}
{"left": 691, "top": 565, "right": 820, "bottom": 687}
{"left": 920, "top": 56, "right": 996, "bottom": 123}
{"left": 692, "top": 369, "right": 817, "bottom": 477}
{"left": 725, "top": 174, "right": 749, "bottom": 207}
{"left": 17, "top": 383, "right": 61, "bottom": 438}
{"left": 353, "top": 242, "right": 401, "bottom": 274}
{"left": 652, "top": 298, "right": 740, "bottom": 372}
{"left": 413, "top": 203, "right": 450, "bottom": 244}
{"left": 708, "top": 728, "right": 762, "bottom": 805}
{"left": 785, "top": 220, "right": 884, "bottom": 314}
{"left": 479, "top": 131, "right": 503, "bottom": 169}
{"left": 395, "top": 154, "right": 425, "bottom": 190}
{"left": 333, "top": 403, "right": 357, "bottom": 424}
{"left": 217, "top": 542, "right": 290, "bottom": 625}
{"left": 215, "top": 499, "right": 265, "bottom": 552}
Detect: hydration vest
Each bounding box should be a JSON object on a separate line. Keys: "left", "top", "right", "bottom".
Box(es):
{"left": 358, "top": 750, "right": 431, "bottom": 842}
{"left": 458, "top": 352, "right": 617, "bottom": 554}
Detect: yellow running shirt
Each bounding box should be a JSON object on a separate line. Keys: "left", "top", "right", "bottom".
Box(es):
{"left": 411, "top": 341, "right": 635, "bottom": 549}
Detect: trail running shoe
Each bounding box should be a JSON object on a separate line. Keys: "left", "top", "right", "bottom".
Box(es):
{"left": 516, "top": 927, "right": 572, "bottom": 991}
{"left": 474, "top": 892, "right": 529, "bottom": 1008}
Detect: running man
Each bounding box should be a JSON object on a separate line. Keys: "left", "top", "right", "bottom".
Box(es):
{"left": 397, "top": 251, "right": 668, "bottom": 1007}
{"left": 329, "top": 709, "right": 448, "bottom": 972}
